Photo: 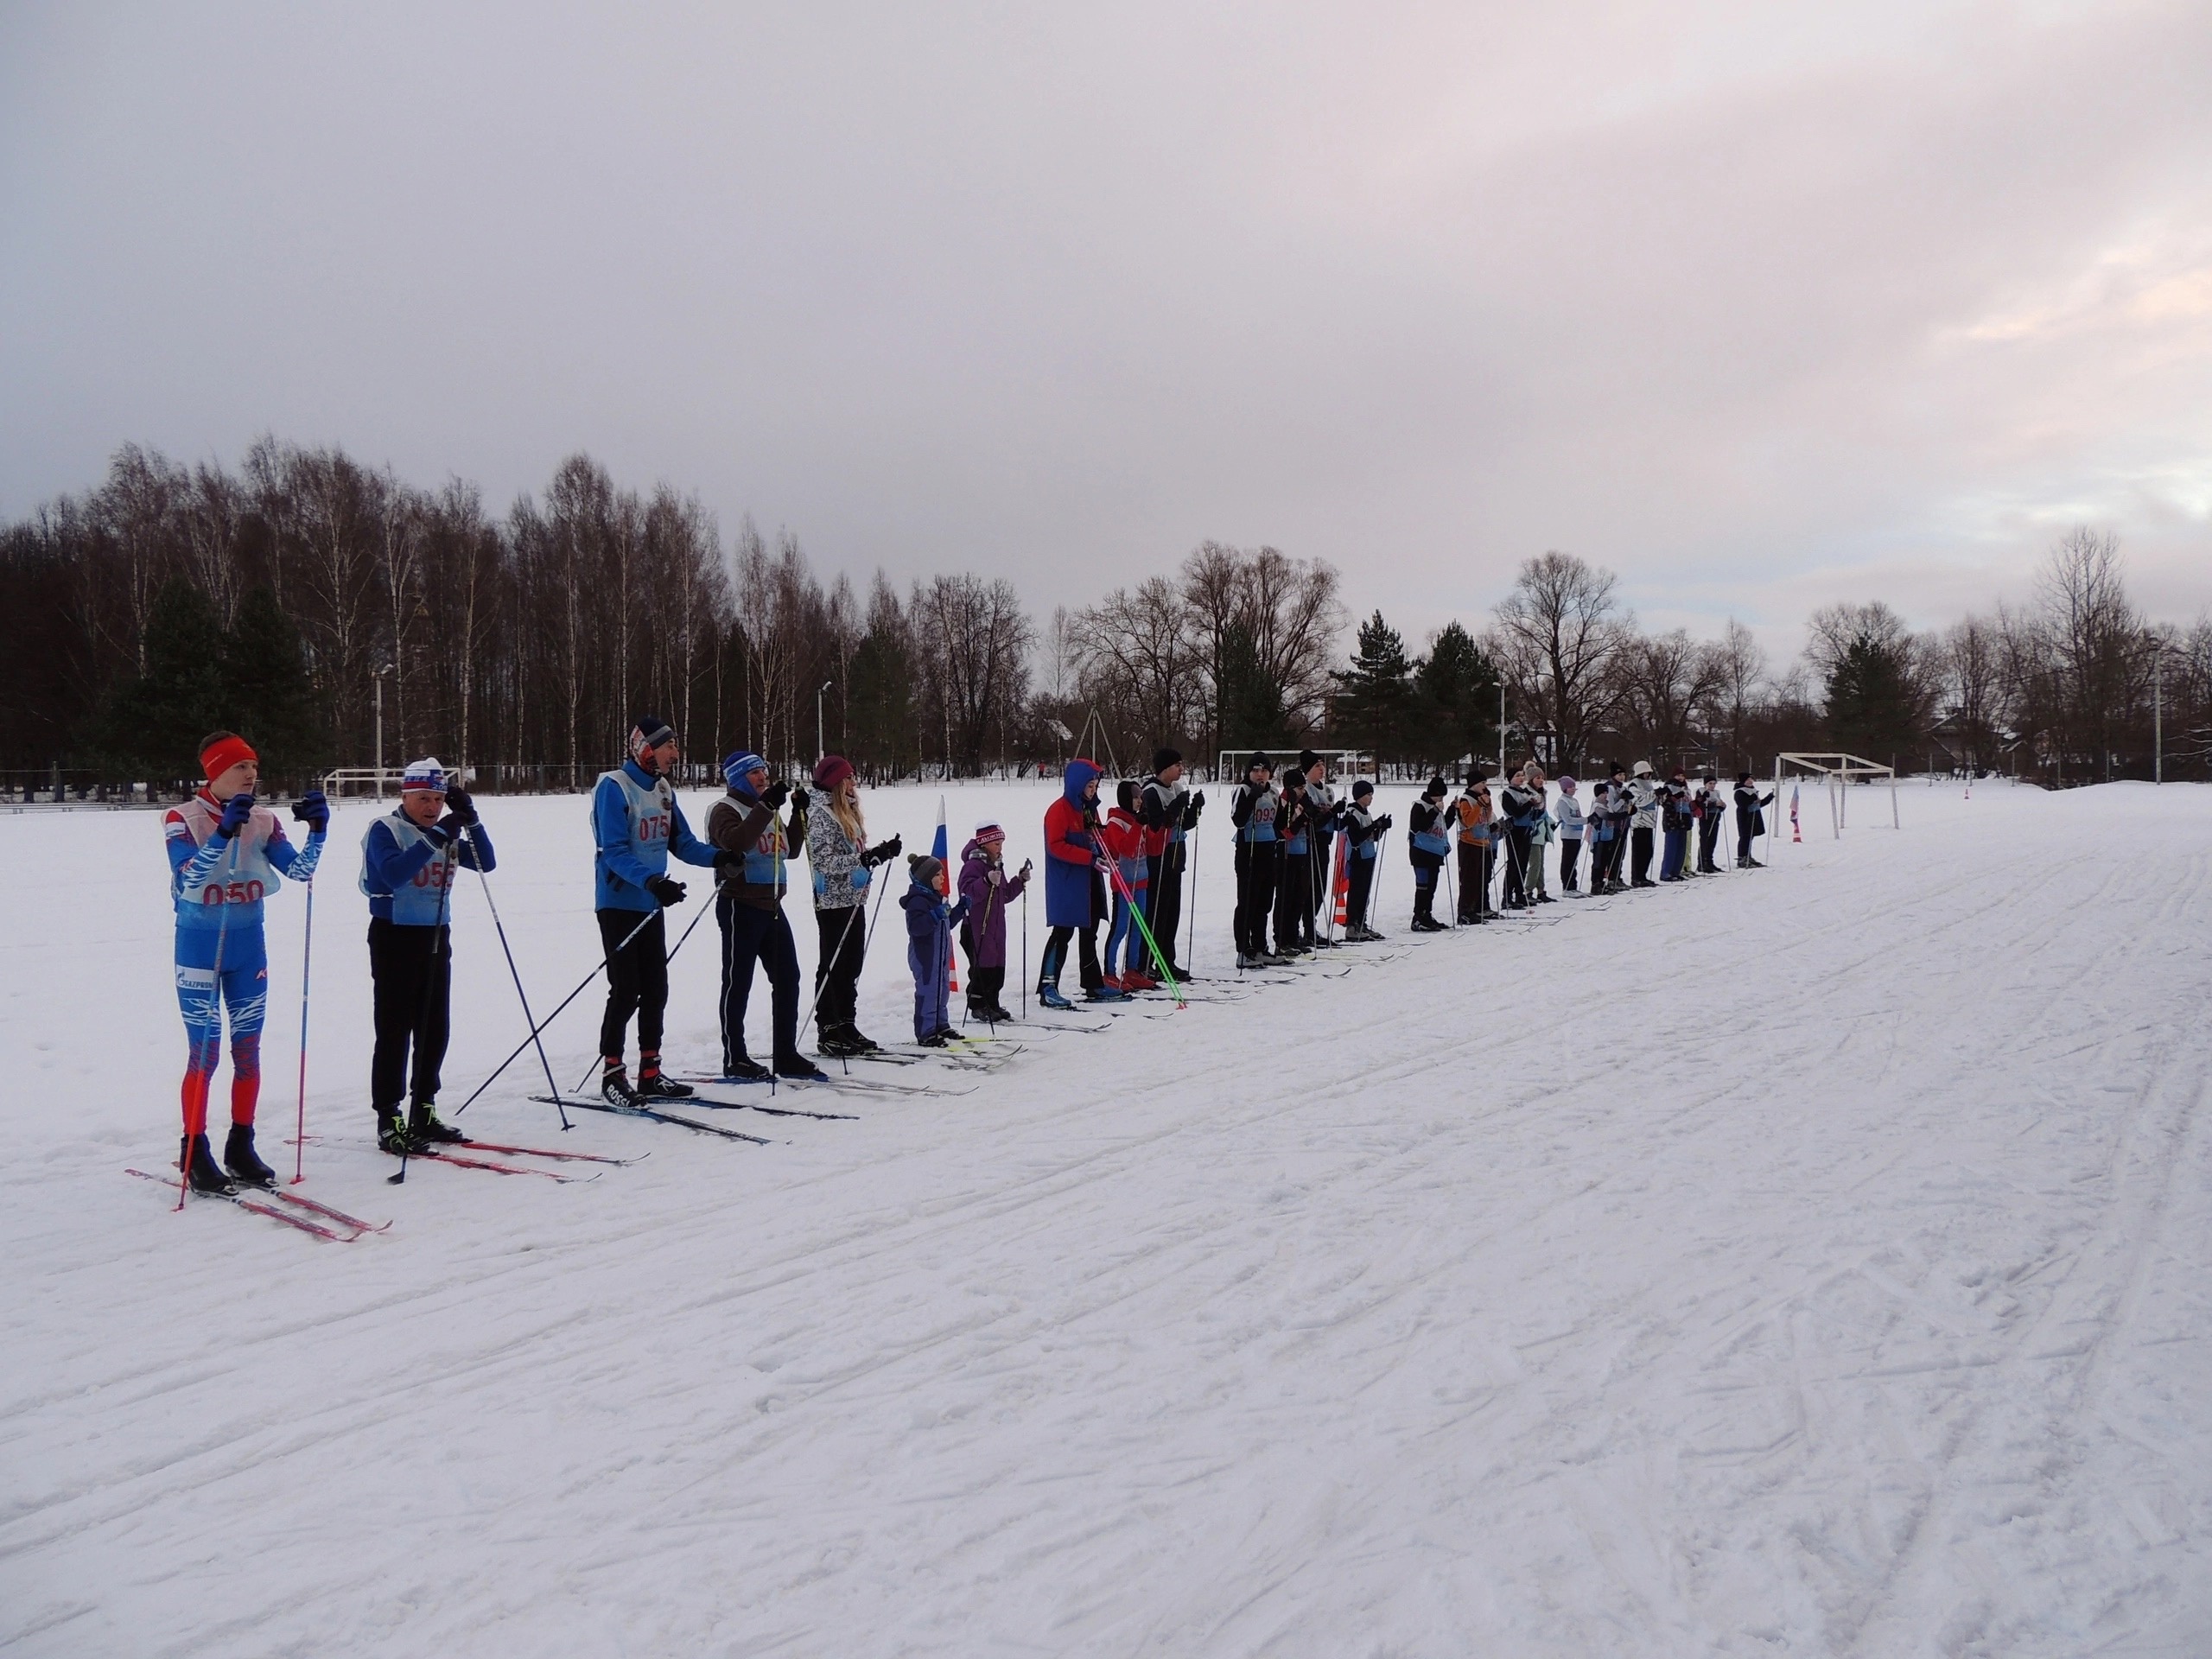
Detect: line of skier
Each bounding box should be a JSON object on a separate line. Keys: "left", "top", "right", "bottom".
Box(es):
{"left": 161, "top": 715, "right": 1773, "bottom": 1194}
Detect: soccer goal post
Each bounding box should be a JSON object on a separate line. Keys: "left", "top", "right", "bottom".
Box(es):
{"left": 1771, "top": 753, "right": 1899, "bottom": 854}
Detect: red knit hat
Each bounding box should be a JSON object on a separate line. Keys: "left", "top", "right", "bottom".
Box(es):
{"left": 199, "top": 733, "right": 257, "bottom": 782}
{"left": 811, "top": 753, "right": 855, "bottom": 791}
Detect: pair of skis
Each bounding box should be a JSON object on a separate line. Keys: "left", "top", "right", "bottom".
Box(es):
{"left": 127, "top": 1167, "right": 390, "bottom": 1243}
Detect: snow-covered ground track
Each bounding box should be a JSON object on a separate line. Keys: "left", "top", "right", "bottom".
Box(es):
{"left": 3, "top": 779, "right": 2207, "bottom": 1655}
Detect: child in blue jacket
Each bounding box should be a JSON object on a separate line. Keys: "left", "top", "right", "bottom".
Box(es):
{"left": 900, "top": 854, "right": 970, "bottom": 1046}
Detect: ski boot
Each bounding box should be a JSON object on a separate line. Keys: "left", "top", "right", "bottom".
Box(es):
{"left": 409, "top": 1103, "right": 466, "bottom": 1144}
{"left": 223, "top": 1123, "right": 277, "bottom": 1187}
{"left": 375, "top": 1113, "right": 416, "bottom": 1157}
{"left": 1086, "top": 982, "right": 1128, "bottom": 1003}
{"left": 721, "top": 1056, "right": 772, "bottom": 1083}
{"left": 1038, "top": 986, "right": 1075, "bottom": 1010}
{"left": 917, "top": 1031, "right": 951, "bottom": 1048}
{"left": 601, "top": 1065, "right": 644, "bottom": 1107}
{"left": 180, "top": 1132, "right": 236, "bottom": 1193}
{"left": 772, "top": 1052, "right": 828, "bottom": 1082}
{"left": 635, "top": 1071, "right": 694, "bottom": 1100}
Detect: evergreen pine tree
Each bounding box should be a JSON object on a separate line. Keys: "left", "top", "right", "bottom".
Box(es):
{"left": 846, "top": 626, "right": 914, "bottom": 778}
{"left": 1824, "top": 632, "right": 1917, "bottom": 761}
{"left": 222, "top": 584, "right": 324, "bottom": 782}
{"left": 1416, "top": 621, "right": 1503, "bottom": 772}
{"left": 86, "top": 578, "right": 227, "bottom": 777}
{"left": 1218, "top": 621, "right": 1292, "bottom": 753}
{"left": 1331, "top": 610, "right": 1416, "bottom": 761}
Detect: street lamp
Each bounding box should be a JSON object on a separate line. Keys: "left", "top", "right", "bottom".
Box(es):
{"left": 817, "top": 680, "right": 834, "bottom": 765}
{"left": 372, "top": 662, "right": 395, "bottom": 799}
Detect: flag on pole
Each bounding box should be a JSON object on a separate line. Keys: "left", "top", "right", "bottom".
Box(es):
{"left": 1332, "top": 831, "right": 1350, "bottom": 925}
{"left": 1789, "top": 784, "right": 1802, "bottom": 843}
{"left": 934, "top": 798, "right": 957, "bottom": 993}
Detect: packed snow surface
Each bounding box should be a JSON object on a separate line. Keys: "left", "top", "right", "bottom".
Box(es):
{"left": 3, "top": 779, "right": 2209, "bottom": 1656}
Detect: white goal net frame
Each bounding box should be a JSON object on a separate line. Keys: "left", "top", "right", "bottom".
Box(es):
{"left": 1771, "top": 752, "right": 1898, "bottom": 853}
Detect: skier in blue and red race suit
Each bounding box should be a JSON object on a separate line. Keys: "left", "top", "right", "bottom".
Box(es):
{"left": 164, "top": 730, "right": 327, "bottom": 1192}
{"left": 359, "top": 756, "right": 495, "bottom": 1154}
{"left": 1038, "top": 758, "right": 1125, "bottom": 1008}
{"left": 593, "top": 715, "right": 719, "bottom": 1104}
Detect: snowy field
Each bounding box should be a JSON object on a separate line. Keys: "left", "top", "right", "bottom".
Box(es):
{"left": 3, "top": 777, "right": 2209, "bottom": 1656}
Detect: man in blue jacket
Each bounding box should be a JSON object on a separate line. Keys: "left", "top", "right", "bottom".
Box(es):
{"left": 594, "top": 715, "right": 718, "bottom": 1103}
{"left": 359, "top": 756, "right": 493, "bottom": 1153}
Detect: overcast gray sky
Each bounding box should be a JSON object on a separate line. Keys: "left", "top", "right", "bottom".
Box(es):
{"left": 3, "top": 2, "right": 2208, "bottom": 659}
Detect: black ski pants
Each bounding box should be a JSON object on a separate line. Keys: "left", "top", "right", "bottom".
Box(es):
{"left": 813, "top": 905, "right": 868, "bottom": 1032}
{"left": 1274, "top": 850, "right": 1313, "bottom": 949}
{"left": 1233, "top": 842, "right": 1280, "bottom": 957}
{"left": 1040, "top": 923, "right": 1101, "bottom": 991}
{"left": 598, "top": 907, "right": 668, "bottom": 1063}
{"left": 1346, "top": 850, "right": 1376, "bottom": 929}
{"left": 1737, "top": 816, "right": 1758, "bottom": 864}
{"left": 1559, "top": 838, "right": 1581, "bottom": 889}
{"left": 718, "top": 893, "right": 801, "bottom": 1070}
{"left": 1455, "top": 842, "right": 1486, "bottom": 923}
{"left": 1697, "top": 819, "right": 1720, "bottom": 872}
{"left": 368, "top": 918, "right": 451, "bottom": 1115}
{"left": 1143, "top": 843, "right": 1185, "bottom": 965}
{"left": 1502, "top": 827, "right": 1534, "bottom": 907}
{"left": 1630, "top": 826, "right": 1655, "bottom": 884}
{"left": 967, "top": 964, "right": 1008, "bottom": 1014}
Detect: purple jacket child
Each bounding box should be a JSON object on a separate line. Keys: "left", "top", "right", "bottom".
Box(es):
{"left": 956, "top": 820, "right": 1031, "bottom": 1021}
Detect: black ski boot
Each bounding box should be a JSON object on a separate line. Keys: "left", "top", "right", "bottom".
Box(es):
{"left": 721, "top": 1056, "right": 772, "bottom": 1083}
{"left": 601, "top": 1065, "right": 643, "bottom": 1107}
{"left": 376, "top": 1112, "right": 415, "bottom": 1156}
{"left": 223, "top": 1123, "right": 276, "bottom": 1187}
{"left": 772, "top": 1052, "right": 828, "bottom": 1082}
{"left": 409, "top": 1103, "right": 466, "bottom": 1144}
{"left": 817, "top": 1023, "right": 865, "bottom": 1057}
{"left": 634, "top": 1071, "right": 694, "bottom": 1100}
{"left": 181, "top": 1132, "right": 235, "bottom": 1193}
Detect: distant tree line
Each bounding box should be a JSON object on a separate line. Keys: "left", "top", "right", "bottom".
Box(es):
{"left": 1, "top": 441, "right": 2203, "bottom": 791}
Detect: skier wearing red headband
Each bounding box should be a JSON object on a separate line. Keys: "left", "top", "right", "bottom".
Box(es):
{"left": 162, "top": 732, "right": 328, "bottom": 1192}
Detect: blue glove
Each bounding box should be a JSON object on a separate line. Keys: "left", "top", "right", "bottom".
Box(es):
{"left": 851, "top": 864, "right": 873, "bottom": 892}
{"left": 217, "top": 793, "right": 255, "bottom": 839}
{"left": 289, "top": 790, "right": 328, "bottom": 834}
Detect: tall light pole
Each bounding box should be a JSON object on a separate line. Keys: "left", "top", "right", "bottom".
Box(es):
{"left": 2154, "top": 645, "right": 2166, "bottom": 785}
{"left": 373, "top": 663, "right": 394, "bottom": 799}
{"left": 817, "top": 680, "right": 834, "bottom": 764}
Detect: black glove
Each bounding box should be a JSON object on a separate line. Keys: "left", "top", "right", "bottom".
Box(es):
{"left": 443, "top": 785, "right": 477, "bottom": 827}
{"left": 1376, "top": 814, "right": 1393, "bottom": 832}
{"left": 434, "top": 812, "right": 470, "bottom": 842}
{"left": 762, "top": 780, "right": 790, "bottom": 811}
{"left": 646, "top": 875, "right": 688, "bottom": 906}
{"left": 789, "top": 785, "right": 809, "bottom": 810}
{"left": 713, "top": 851, "right": 743, "bottom": 879}
{"left": 289, "top": 789, "right": 329, "bottom": 834}
{"left": 865, "top": 835, "right": 903, "bottom": 868}
{"left": 1184, "top": 792, "right": 1205, "bottom": 829}
{"left": 217, "top": 792, "right": 255, "bottom": 839}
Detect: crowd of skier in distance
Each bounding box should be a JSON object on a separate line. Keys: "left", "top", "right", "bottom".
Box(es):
{"left": 156, "top": 718, "right": 1776, "bottom": 1198}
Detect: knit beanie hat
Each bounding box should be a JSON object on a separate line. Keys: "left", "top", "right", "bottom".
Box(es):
{"left": 975, "top": 817, "right": 1005, "bottom": 842}
{"left": 1116, "top": 779, "right": 1138, "bottom": 811}
{"left": 1351, "top": 779, "right": 1374, "bottom": 800}
{"left": 629, "top": 715, "right": 675, "bottom": 763}
{"left": 1298, "top": 748, "right": 1322, "bottom": 771}
{"left": 401, "top": 756, "right": 448, "bottom": 793}
{"left": 811, "top": 753, "right": 855, "bottom": 792}
{"left": 1423, "top": 775, "right": 1447, "bottom": 798}
{"left": 1153, "top": 747, "right": 1183, "bottom": 773}
{"left": 907, "top": 853, "right": 944, "bottom": 887}
{"left": 721, "top": 750, "right": 766, "bottom": 793}
{"left": 1247, "top": 750, "right": 1273, "bottom": 772}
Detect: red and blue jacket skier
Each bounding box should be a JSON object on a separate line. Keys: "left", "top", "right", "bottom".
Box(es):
{"left": 165, "top": 731, "right": 327, "bottom": 1191}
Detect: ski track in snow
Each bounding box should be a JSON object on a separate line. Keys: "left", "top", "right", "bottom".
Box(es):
{"left": 3, "top": 780, "right": 2209, "bottom": 1655}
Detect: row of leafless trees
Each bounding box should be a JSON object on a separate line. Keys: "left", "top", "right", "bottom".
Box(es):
{"left": 3, "top": 440, "right": 2202, "bottom": 789}
{"left": 1482, "top": 533, "right": 2212, "bottom": 781}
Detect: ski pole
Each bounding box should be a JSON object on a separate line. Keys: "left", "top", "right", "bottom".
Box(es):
{"left": 798, "top": 904, "right": 861, "bottom": 1044}
{"left": 1443, "top": 837, "right": 1457, "bottom": 928}
{"left": 1020, "top": 887, "right": 1028, "bottom": 1017}
{"left": 391, "top": 839, "right": 456, "bottom": 1186}
{"left": 475, "top": 863, "right": 570, "bottom": 1132}
{"left": 453, "top": 905, "right": 659, "bottom": 1116}
{"left": 181, "top": 833, "right": 242, "bottom": 1210}
{"left": 1100, "top": 850, "right": 1184, "bottom": 1007}
{"left": 291, "top": 874, "right": 314, "bottom": 1185}
{"left": 569, "top": 897, "right": 715, "bottom": 1093}
{"left": 1185, "top": 825, "right": 1199, "bottom": 979}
